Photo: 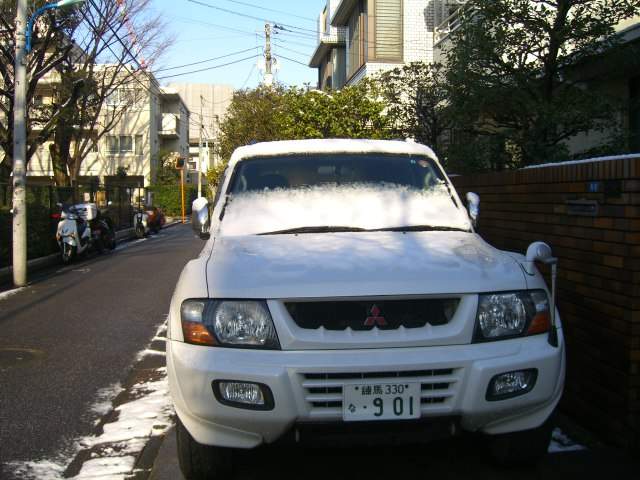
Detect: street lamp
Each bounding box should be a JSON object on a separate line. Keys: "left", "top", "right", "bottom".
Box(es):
{"left": 12, "top": 0, "right": 85, "bottom": 287}
{"left": 26, "top": 0, "right": 86, "bottom": 53}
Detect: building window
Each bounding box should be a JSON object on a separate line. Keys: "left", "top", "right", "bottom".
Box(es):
{"left": 347, "top": 0, "right": 367, "bottom": 79}
{"left": 106, "top": 88, "right": 144, "bottom": 107}
{"left": 135, "top": 135, "right": 143, "bottom": 155}
{"left": 120, "top": 136, "right": 133, "bottom": 153}
{"left": 374, "top": 0, "right": 403, "bottom": 60}
{"left": 106, "top": 135, "right": 141, "bottom": 154}
{"left": 107, "top": 135, "right": 119, "bottom": 154}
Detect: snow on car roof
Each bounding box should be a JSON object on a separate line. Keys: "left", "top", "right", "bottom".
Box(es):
{"left": 228, "top": 139, "right": 439, "bottom": 168}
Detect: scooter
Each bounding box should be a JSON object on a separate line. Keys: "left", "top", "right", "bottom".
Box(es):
{"left": 90, "top": 204, "right": 117, "bottom": 252}
{"left": 133, "top": 208, "right": 150, "bottom": 239}
{"left": 55, "top": 203, "right": 93, "bottom": 264}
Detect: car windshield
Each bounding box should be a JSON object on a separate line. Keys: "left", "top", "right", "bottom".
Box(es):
{"left": 228, "top": 153, "right": 445, "bottom": 193}
{"left": 220, "top": 153, "right": 471, "bottom": 236}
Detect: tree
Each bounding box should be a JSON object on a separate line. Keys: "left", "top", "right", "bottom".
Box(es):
{"left": 377, "top": 62, "right": 450, "bottom": 156}
{"left": 277, "top": 80, "right": 392, "bottom": 140}
{"left": 217, "top": 85, "right": 287, "bottom": 162}
{"left": 217, "top": 82, "right": 392, "bottom": 163}
{"left": 0, "top": 0, "right": 83, "bottom": 178}
{"left": 155, "top": 149, "right": 181, "bottom": 186}
{"left": 445, "top": 0, "right": 640, "bottom": 170}
{"left": 48, "top": 0, "right": 168, "bottom": 186}
{"left": 0, "top": 0, "right": 169, "bottom": 185}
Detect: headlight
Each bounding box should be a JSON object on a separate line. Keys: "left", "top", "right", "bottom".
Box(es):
{"left": 474, "top": 290, "right": 550, "bottom": 341}
{"left": 181, "top": 299, "right": 280, "bottom": 349}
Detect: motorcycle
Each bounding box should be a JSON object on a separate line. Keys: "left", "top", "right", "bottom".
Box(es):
{"left": 133, "top": 206, "right": 165, "bottom": 238}
{"left": 133, "top": 208, "right": 150, "bottom": 239}
{"left": 146, "top": 206, "right": 166, "bottom": 234}
{"left": 55, "top": 203, "right": 93, "bottom": 264}
{"left": 54, "top": 202, "right": 116, "bottom": 264}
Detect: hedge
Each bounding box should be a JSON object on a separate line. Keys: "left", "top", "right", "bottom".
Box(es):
{"left": 148, "top": 185, "right": 197, "bottom": 217}
{"left": 1, "top": 203, "right": 58, "bottom": 269}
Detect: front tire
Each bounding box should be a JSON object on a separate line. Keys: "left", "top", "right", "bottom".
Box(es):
{"left": 61, "top": 243, "right": 76, "bottom": 265}
{"left": 487, "top": 415, "right": 554, "bottom": 466}
{"left": 135, "top": 222, "right": 146, "bottom": 239}
{"left": 176, "top": 417, "right": 233, "bottom": 480}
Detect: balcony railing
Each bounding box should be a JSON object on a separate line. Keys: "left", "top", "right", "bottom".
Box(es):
{"left": 318, "top": 26, "right": 347, "bottom": 45}
{"left": 159, "top": 113, "right": 180, "bottom": 137}
{"left": 434, "top": 1, "right": 468, "bottom": 45}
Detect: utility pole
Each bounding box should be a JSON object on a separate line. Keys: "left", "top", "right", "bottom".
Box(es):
{"left": 264, "top": 23, "right": 273, "bottom": 87}
{"left": 12, "top": 0, "right": 28, "bottom": 287}
{"left": 12, "top": 0, "right": 85, "bottom": 287}
{"left": 198, "top": 95, "right": 203, "bottom": 198}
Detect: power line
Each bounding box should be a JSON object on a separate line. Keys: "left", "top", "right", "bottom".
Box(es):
{"left": 155, "top": 54, "right": 260, "bottom": 80}
{"left": 174, "top": 16, "right": 260, "bottom": 37}
{"left": 240, "top": 62, "right": 257, "bottom": 89}
{"left": 275, "top": 53, "right": 309, "bottom": 67}
{"left": 214, "top": 0, "right": 316, "bottom": 23}
{"left": 86, "top": 0, "right": 161, "bottom": 90}
{"left": 153, "top": 47, "right": 259, "bottom": 73}
{"left": 187, "top": 0, "right": 317, "bottom": 35}
{"left": 274, "top": 42, "right": 312, "bottom": 58}
{"left": 78, "top": 3, "right": 158, "bottom": 99}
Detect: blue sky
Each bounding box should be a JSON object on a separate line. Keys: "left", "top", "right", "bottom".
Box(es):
{"left": 149, "top": 0, "right": 326, "bottom": 89}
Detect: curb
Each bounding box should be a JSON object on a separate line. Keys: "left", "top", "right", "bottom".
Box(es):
{"left": 0, "top": 221, "right": 183, "bottom": 286}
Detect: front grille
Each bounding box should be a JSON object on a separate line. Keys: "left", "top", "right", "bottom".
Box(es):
{"left": 301, "top": 369, "right": 461, "bottom": 415}
{"left": 286, "top": 298, "right": 459, "bottom": 331}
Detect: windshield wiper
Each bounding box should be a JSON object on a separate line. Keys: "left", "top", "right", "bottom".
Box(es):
{"left": 372, "top": 225, "right": 471, "bottom": 233}
{"left": 259, "top": 226, "right": 368, "bottom": 235}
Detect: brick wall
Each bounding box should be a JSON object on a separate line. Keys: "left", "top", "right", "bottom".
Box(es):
{"left": 451, "top": 156, "right": 640, "bottom": 449}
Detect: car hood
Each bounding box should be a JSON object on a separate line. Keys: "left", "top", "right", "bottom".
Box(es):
{"left": 206, "top": 231, "right": 527, "bottom": 299}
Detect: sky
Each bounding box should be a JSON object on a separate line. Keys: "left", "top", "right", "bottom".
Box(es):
{"left": 148, "top": 0, "right": 326, "bottom": 89}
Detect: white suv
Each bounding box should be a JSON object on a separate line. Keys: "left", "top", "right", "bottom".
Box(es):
{"left": 168, "top": 139, "right": 565, "bottom": 479}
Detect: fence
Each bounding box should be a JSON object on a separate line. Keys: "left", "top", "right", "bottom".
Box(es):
{"left": 0, "top": 182, "right": 136, "bottom": 268}
{"left": 451, "top": 155, "right": 640, "bottom": 449}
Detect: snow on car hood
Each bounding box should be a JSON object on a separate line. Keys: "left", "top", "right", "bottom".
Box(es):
{"left": 207, "top": 231, "right": 526, "bottom": 299}
{"left": 219, "top": 184, "right": 472, "bottom": 236}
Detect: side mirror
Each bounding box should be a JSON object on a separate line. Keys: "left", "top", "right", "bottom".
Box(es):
{"left": 466, "top": 192, "right": 480, "bottom": 227}
{"left": 191, "top": 197, "right": 210, "bottom": 240}
{"left": 524, "top": 242, "right": 558, "bottom": 274}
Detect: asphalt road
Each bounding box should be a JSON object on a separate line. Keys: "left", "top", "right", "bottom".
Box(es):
{"left": 0, "top": 224, "right": 201, "bottom": 474}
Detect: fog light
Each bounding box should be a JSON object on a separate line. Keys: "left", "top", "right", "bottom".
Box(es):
{"left": 486, "top": 369, "right": 537, "bottom": 401}
{"left": 212, "top": 380, "right": 274, "bottom": 410}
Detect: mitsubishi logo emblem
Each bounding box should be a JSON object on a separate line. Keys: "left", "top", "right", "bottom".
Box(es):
{"left": 364, "top": 305, "right": 387, "bottom": 327}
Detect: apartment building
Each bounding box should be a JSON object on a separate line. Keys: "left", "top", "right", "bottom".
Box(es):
{"left": 309, "top": 0, "right": 347, "bottom": 90}
{"left": 312, "top": 0, "right": 457, "bottom": 88}
{"left": 166, "top": 83, "right": 234, "bottom": 184}
{"left": 6, "top": 69, "right": 190, "bottom": 188}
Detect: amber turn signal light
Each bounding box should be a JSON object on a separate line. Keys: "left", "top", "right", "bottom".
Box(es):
{"left": 527, "top": 312, "right": 550, "bottom": 335}
{"left": 182, "top": 321, "right": 217, "bottom": 346}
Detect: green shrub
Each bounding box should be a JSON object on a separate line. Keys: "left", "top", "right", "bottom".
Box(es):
{"left": 148, "top": 185, "right": 197, "bottom": 217}
{"left": 0, "top": 202, "right": 58, "bottom": 269}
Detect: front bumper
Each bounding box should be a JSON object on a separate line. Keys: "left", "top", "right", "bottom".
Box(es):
{"left": 168, "top": 332, "right": 565, "bottom": 449}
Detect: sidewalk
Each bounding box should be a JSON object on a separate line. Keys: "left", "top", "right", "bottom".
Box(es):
{"left": 148, "top": 422, "right": 639, "bottom": 480}
{"left": 0, "top": 220, "right": 184, "bottom": 286}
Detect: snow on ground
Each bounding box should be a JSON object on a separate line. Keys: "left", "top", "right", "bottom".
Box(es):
{"left": 90, "top": 383, "right": 124, "bottom": 419}
{"left": 548, "top": 428, "right": 587, "bottom": 453}
{"left": 221, "top": 184, "right": 471, "bottom": 236}
{"left": 0, "top": 287, "right": 25, "bottom": 301}
{"left": 5, "top": 320, "right": 173, "bottom": 479}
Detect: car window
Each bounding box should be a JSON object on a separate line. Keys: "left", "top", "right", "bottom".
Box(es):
{"left": 228, "top": 154, "right": 445, "bottom": 194}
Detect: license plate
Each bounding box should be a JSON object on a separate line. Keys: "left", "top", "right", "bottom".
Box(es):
{"left": 343, "top": 382, "right": 420, "bottom": 422}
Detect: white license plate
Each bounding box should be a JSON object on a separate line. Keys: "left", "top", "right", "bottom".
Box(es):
{"left": 343, "top": 382, "right": 421, "bottom": 422}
